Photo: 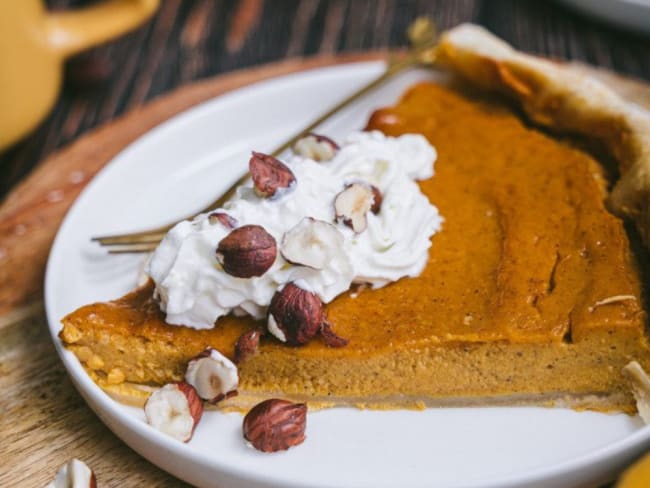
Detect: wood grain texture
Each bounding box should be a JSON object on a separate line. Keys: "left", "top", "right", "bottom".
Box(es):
{"left": 2, "top": 1, "right": 650, "bottom": 486}
{"left": 0, "top": 313, "right": 191, "bottom": 488}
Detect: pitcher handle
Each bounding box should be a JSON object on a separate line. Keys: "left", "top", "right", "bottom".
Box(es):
{"left": 45, "top": 0, "right": 159, "bottom": 58}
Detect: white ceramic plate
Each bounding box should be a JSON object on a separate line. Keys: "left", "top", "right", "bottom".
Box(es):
{"left": 46, "top": 61, "right": 650, "bottom": 488}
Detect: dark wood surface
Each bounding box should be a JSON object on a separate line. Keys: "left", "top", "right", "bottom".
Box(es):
{"left": 2, "top": 0, "right": 650, "bottom": 200}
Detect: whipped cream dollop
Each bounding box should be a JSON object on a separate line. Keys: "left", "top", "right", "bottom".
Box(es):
{"left": 147, "top": 131, "right": 442, "bottom": 329}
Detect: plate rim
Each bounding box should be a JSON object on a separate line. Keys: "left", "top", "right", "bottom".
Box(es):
{"left": 44, "top": 59, "right": 650, "bottom": 488}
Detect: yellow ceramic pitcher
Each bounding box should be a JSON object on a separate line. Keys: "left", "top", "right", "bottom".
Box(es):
{"left": 0, "top": 0, "right": 160, "bottom": 150}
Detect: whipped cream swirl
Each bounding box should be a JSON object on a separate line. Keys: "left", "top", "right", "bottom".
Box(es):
{"left": 147, "top": 131, "right": 442, "bottom": 329}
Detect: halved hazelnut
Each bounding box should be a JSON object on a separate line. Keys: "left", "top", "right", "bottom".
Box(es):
{"left": 216, "top": 225, "right": 277, "bottom": 278}
{"left": 144, "top": 382, "right": 203, "bottom": 442}
{"left": 281, "top": 217, "right": 344, "bottom": 270}
{"left": 249, "top": 151, "right": 296, "bottom": 198}
{"left": 334, "top": 183, "right": 374, "bottom": 233}
{"left": 47, "top": 459, "right": 96, "bottom": 488}
{"left": 208, "top": 211, "right": 238, "bottom": 229}
{"left": 185, "top": 348, "right": 239, "bottom": 404}
{"left": 243, "top": 399, "right": 307, "bottom": 452}
{"left": 234, "top": 327, "right": 263, "bottom": 363}
{"left": 293, "top": 133, "right": 339, "bottom": 161}
{"left": 267, "top": 282, "right": 324, "bottom": 345}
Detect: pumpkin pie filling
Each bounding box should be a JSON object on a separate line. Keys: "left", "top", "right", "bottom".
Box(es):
{"left": 60, "top": 81, "right": 650, "bottom": 412}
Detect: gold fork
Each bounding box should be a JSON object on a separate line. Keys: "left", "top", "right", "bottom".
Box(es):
{"left": 93, "top": 17, "right": 438, "bottom": 254}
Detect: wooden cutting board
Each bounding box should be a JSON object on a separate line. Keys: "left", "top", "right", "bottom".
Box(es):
{"left": 2, "top": 52, "right": 650, "bottom": 487}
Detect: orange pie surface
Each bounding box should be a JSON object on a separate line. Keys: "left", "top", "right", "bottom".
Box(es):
{"left": 60, "top": 82, "right": 650, "bottom": 411}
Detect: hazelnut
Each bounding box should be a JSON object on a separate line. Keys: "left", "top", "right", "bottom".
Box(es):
{"left": 216, "top": 225, "right": 277, "bottom": 278}
{"left": 369, "top": 185, "right": 383, "bottom": 214}
{"left": 144, "top": 382, "right": 203, "bottom": 442}
{"left": 320, "top": 320, "right": 349, "bottom": 348}
{"left": 234, "top": 327, "right": 263, "bottom": 363}
{"left": 280, "top": 217, "right": 345, "bottom": 270}
{"left": 47, "top": 459, "right": 96, "bottom": 488}
{"left": 243, "top": 399, "right": 307, "bottom": 452}
{"left": 249, "top": 151, "right": 296, "bottom": 198}
{"left": 334, "top": 183, "right": 374, "bottom": 233}
{"left": 267, "top": 282, "right": 324, "bottom": 345}
{"left": 208, "top": 211, "right": 238, "bottom": 229}
{"left": 185, "top": 348, "right": 239, "bottom": 404}
{"left": 293, "top": 133, "right": 339, "bottom": 161}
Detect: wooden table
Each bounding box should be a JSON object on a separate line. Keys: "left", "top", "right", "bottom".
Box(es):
{"left": 2, "top": 1, "right": 650, "bottom": 486}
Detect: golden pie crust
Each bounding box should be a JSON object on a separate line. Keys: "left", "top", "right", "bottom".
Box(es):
{"left": 60, "top": 24, "right": 650, "bottom": 412}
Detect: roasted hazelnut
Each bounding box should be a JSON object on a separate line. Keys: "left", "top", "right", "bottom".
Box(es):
{"left": 249, "top": 151, "right": 296, "bottom": 198}
{"left": 369, "top": 185, "right": 383, "bottom": 214}
{"left": 48, "top": 459, "right": 97, "bottom": 488}
{"left": 320, "top": 320, "right": 349, "bottom": 348}
{"left": 267, "top": 282, "right": 324, "bottom": 345}
{"left": 293, "top": 133, "right": 339, "bottom": 161}
{"left": 216, "top": 225, "right": 277, "bottom": 278}
{"left": 243, "top": 399, "right": 307, "bottom": 452}
{"left": 334, "top": 183, "right": 374, "bottom": 233}
{"left": 234, "top": 327, "right": 263, "bottom": 363}
{"left": 185, "top": 348, "right": 238, "bottom": 404}
{"left": 144, "top": 382, "right": 203, "bottom": 442}
{"left": 280, "top": 217, "right": 345, "bottom": 270}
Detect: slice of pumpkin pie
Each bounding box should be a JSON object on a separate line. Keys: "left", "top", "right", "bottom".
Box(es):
{"left": 60, "top": 24, "right": 650, "bottom": 413}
